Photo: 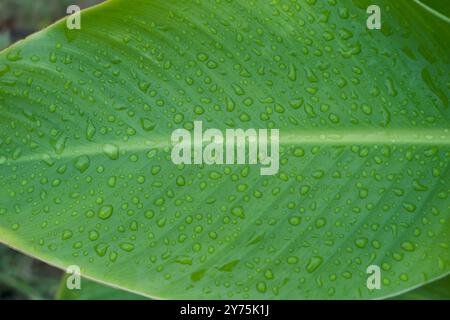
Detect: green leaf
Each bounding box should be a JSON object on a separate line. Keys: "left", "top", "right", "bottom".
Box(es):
{"left": 55, "top": 275, "right": 147, "bottom": 300}
{"left": 0, "top": 0, "right": 449, "bottom": 299}
{"left": 55, "top": 274, "right": 450, "bottom": 300}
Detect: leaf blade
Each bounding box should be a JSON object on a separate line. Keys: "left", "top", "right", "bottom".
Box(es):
{"left": 0, "top": 0, "right": 449, "bottom": 299}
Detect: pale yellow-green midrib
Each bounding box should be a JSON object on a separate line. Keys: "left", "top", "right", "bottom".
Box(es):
{"left": 3, "top": 128, "right": 449, "bottom": 164}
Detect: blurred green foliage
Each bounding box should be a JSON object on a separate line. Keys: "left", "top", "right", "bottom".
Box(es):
{"left": 0, "top": 246, "right": 61, "bottom": 299}
{"left": 391, "top": 276, "right": 450, "bottom": 300}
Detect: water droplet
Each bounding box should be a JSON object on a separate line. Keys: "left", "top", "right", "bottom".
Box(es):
{"left": 306, "top": 256, "right": 323, "bottom": 273}
{"left": 103, "top": 144, "right": 119, "bottom": 160}
{"left": 74, "top": 155, "right": 90, "bottom": 173}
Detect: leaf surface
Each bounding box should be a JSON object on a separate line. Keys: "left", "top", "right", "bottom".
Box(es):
{"left": 54, "top": 274, "right": 450, "bottom": 300}
{"left": 55, "top": 275, "right": 147, "bottom": 300}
